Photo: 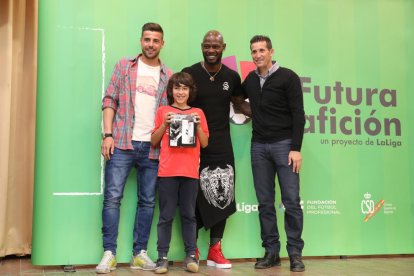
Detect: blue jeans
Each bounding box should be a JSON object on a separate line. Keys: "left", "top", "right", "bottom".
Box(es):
{"left": 251, "top": 139, "right": 304, "bottom": 256}
{"left": 102, "top": 141, "right": 159, "bottom": 255}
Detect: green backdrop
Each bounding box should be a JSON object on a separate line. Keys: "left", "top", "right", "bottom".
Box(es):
{"left": 33, "top": 0, "right": 414, "bottom": 265}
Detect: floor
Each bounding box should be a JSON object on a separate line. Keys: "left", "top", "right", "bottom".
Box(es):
{"left": 0, "top": 255, "right": 413, "bottom": 275}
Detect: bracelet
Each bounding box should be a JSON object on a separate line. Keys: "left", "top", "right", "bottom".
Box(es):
{"left": 103, "top": 133, "right": 113, "bottom": 139}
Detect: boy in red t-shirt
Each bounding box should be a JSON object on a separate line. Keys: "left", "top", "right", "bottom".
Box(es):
{"left": 151, "top": 72, "right": 209, "bottom": 274}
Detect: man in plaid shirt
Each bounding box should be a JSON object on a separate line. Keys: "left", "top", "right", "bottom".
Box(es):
{"left": 96, "top": 22, "right": 172, "bottom": 274}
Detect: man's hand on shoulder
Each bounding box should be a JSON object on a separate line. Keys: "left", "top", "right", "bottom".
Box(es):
{"left": 231, "top": 96, "right": 251, "bottom": 117}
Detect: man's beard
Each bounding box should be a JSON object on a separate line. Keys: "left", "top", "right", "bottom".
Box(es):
{"left": 142, "top": 48, "right": 159, "bottom": 60}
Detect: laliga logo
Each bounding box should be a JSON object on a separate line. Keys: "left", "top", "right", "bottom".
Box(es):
{"left": 361, "top": 192, "right": 385, "bottom": 222}
{"left": 237, "top": 202, "right": 258, "bottom": 214}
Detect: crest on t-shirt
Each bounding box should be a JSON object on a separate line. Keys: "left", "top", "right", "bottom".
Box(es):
{"left": 222, "top": 82, "right": 229, "bottom": 91}
{"left": 200, "top": 165, "right": 234, "bottom": 209}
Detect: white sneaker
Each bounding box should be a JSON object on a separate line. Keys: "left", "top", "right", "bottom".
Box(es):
{"left": 130, "top": 249, "right": 156, "bottom": 270}
{"left": 96, "top": 250, "right": 117, "bottom": 274}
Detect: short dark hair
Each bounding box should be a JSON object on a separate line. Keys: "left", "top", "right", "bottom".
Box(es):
{"left": 141, "top": 22, "right": 164, "bottom": 37}
{"left": 250, "top": 35, "right": 272, "bottom": 50}
{"left": 167, "top": 72, "right": 197, "bottom": 105}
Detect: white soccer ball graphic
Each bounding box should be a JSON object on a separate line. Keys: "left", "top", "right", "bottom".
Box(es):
{"left": 229, "top": 100, "right": 251, "bottom": 125}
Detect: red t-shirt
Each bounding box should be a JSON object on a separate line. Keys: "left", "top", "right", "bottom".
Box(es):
{"left": 153, "top": 105, "right": 209, "bottom": 179}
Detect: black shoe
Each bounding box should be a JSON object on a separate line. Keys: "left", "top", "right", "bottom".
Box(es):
{"left": 254, "top": 252, "right": 281, "bottom": 269}
{"left": 155, "top": 257, "right": 169, "bottom": 274}
{"left": 184, "top": 255, "right": 199, "bottom": 273}
{"left": 290, "top": 255, "right": 305, "bottom": 272}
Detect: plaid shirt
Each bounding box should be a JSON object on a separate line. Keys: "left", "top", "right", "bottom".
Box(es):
{"left": 102, "top": 54, "right": 172, "bottom": 159}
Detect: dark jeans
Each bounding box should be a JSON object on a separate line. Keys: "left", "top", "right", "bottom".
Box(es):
{"left": 157, "top": 177, "right": 198, "bottom": 257}
{"left": 251, "top": 139, "right": 304, "bottom": 256}
{"left": 102, "top": 141, "right": 159, "bottom": 255}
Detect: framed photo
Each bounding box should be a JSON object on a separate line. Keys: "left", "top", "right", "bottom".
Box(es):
{"left": 169, "top": 114, "right": 197, "bottom": 147}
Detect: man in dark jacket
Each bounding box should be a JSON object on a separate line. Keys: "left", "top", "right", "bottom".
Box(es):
{"left": 242, "top": 35, "right": 306, "bottom": 272}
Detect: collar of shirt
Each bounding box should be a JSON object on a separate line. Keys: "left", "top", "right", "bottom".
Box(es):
{"left": 255, "top": 61, "right": 280, "bottom": 87}
{"left": 129, "top": 54, "right": 169, "bottom": 74}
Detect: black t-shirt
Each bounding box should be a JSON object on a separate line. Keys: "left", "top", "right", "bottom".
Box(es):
{"left": 182, "top": 63, "right": 243, "bottom": 133}
{"left": 183, "top": 63, "right": 240, "bottom": 224}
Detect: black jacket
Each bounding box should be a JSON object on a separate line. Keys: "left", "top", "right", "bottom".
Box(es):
{"left": 243, "top": 67, "right": 305, "bottom": 151}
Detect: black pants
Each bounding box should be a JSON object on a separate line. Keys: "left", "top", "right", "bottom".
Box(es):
{"left": 157, "top": 177, "right": 198, "bottom": 256}
{"left": 196, "top": 209, "right": 226, "bottom": 240}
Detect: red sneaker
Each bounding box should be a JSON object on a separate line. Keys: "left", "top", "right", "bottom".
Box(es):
{"left": 207, "top": 241, "right": 232, "bottom": 269}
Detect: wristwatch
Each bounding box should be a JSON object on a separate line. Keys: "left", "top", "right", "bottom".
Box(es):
{"left": 103, "top": 133, "right": 113, "bottom": 139}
